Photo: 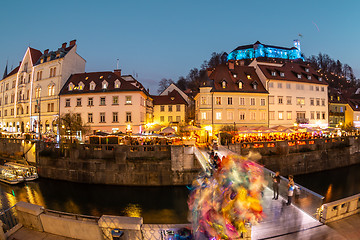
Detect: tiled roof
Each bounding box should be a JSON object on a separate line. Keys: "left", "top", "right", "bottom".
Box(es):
{"left": 151, "top": 90, "right": 187, "bottom": 105}
{"left": 29, "top": 47, "right": 43, "bottom": 65}
{"left": 328, "top": 88, "right": 347, "bottom": 104}
{"left": 233, "top": 41, "right": 296, "bottom": 51}
{"left": 257, "top": 62, "right": 327, "bottom": 85}
{"left": 4, "top": 66, "right": 20, "bottom": 78}
{"left": 34, "top": 45, "right": 75, "bottom": 66}
{"left": 205, "top": 63, "right": 268, "bottom": 94}
{"left": 348, "top": 99, "right": 360, "bottom": 111}
{"left": 59, "top": 71, "right": 149, "bottom": 95}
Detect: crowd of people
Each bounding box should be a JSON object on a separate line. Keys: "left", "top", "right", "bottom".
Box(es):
{"left": 232, "top": 131, "right": 348, "bottom": 144}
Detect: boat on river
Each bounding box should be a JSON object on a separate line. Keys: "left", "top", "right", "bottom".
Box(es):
{"left": 0, "top": 166, "right": 24, "bottom": 185}
{"left": 3, "top": 162, "right": 38, "bottom": 181}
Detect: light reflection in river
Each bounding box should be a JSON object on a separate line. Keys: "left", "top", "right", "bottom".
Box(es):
{"left": 0, "top": 179, "right": 189, "bottom": 223}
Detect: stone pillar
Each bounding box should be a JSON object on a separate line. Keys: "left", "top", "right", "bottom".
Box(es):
{"left": 15, "top": 201, "right": 44, "bottom": 231}
{"left": 171, "top": 145, "right": 184, "bottom": 171}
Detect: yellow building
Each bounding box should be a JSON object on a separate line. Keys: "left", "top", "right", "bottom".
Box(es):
{"left": 194, "top": 62, "right": 269, "bottom": 133}
{"left": 328, "top": 88, "right": 347, "bottom": 127}
{"left": 152, "top": 89, "right": 187, "bottom": 126}
{"left": 345, "top": 90, "right": 360, "bottom": 128}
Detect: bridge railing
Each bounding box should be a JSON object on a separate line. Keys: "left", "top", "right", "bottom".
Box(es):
{"left": 320, "top": 193, "right": 360, "bottom": 223}
{"left": 262, "top": 168, "right": 324, "bottom": 219}
{"left": 218, "top": 146, "right": 324, "bottom": 219}
{"left": 193, "top": 146, "right": 211, "bottom": 175}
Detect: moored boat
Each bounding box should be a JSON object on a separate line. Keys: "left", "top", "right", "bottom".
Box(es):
{"left": 0, "top": 166, "right": 24, "bottom": 185}
{"left": 3, "top": 162, "right": 38, "bottom": 181}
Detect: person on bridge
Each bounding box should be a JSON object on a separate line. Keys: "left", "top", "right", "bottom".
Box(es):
{"left": 286, "top": 175, "right": 295, "bottom": 205}
{"left": 272, "top": 171, "right": 280, "bottom": 200}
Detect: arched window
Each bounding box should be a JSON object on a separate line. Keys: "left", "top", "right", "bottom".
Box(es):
{"left": 78, "top": 81, "right": 84, "bottom": 90}
{"left": 48, "top": 85, "right": 55, "bottom": 96}
{"left": 114, "top": 79, "right": 121, "bottom": 88}
{"left": 221, "top": 80, "right": 226, "bottom": 88}
{"left": 50, "top": 68, "right": 53, "bottom": 78}
{"left": 4, "top": 94, "right": 8, "bottom": 104}
{"left": 68, "top": 82, "right": 74, "bottom": 91}
{"left": 35, "top": 87, "right": 41, "bottom": 98}
{"left": 90, "top": 81, "right": 96, "bottom": 90}
{"left": 238, "top": 81, "right": 243, "bottom": 89}
{"left": 102, "top": 80, "right": 108, "bottom": 89}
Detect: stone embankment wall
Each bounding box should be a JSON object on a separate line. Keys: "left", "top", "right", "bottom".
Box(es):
{"left": 36, "top": 143, "right": 200, "bottom": 186}
{"left": 228, "top": 136, "right": 360, "bottom": 176}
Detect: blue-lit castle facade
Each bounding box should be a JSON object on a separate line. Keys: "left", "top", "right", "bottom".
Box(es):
{"left": 227, "top": 40, "right": 303, "bottom": 61}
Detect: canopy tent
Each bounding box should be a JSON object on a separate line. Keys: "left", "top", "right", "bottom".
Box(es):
{"left": 160, "top": 127, "right": 176, "bottom": 134}
{"left": 183, "top": 125, "right": 202, "bottom": 131}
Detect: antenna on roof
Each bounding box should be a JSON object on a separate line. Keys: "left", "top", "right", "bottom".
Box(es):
{"left": 116, "top": 59, "right": 119, "bottom": 69}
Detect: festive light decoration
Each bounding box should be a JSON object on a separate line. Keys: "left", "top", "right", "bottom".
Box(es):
{"left": 188, "top": 154, "right": 266, "bottom": 239}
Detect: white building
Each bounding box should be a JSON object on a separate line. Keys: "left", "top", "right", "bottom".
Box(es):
{"left": 0, "top": 40, "right": 85, "bottom": 133}
{"left": 59, "top": 70, "right": 152, "bottom": 134}
{"left": 249, "top": 59, "right": 328, "bottom": 127}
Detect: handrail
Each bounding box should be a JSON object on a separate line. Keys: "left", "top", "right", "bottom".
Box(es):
{"left": 44, "top": 209, "right": 100, "bottom": 221}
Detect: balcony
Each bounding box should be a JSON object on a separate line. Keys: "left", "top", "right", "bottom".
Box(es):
{"left": 296, "top": 118, "right": 309, "bottom": 124}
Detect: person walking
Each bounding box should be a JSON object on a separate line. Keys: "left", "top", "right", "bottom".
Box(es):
{"left": 287, "top": 175, "right": 295, "bottom": 205}
{"left": 272, "top": 171, "right": 280, "bottom": 200}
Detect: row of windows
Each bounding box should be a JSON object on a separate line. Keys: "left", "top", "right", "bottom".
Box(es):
{"left": 87, "top": 112, "right": 132, "bottom": 123}
{"left": 268, "top": 82, "right": 325, "bottom": 91}
{"left": 268, "top": 111, "right": 326, "bottom": 120}
{"left": 199, "top": 97, "right": 266, "bottom": 106}
{"left": 200, "top": 111, "right": 266, "bottom": 121}
{"left": 159, "top": 105, "right": 182, "bottom": 112}
{"left": 159, "top": 116, "right": 182, "bottom": 122}
{"left": 68, "top": 79, "right": 121, "bottom": 91}
{"left": 65, "top": 96, "right": 133, "bottom": 107}
{"left": 269, "top": 96, "right": 326, "bottom": 106}
{"left": 36, "top": 68, "right": 56, "bottom": 81}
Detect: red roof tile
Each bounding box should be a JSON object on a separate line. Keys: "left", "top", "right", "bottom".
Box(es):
{"left": 29, "top": 47, "right": 43, "bottom": 65}
{"left": 151, "top": 90, "right": 187, "bottom": 105}
{"left": 60, "top": 71, "right": 149, "bottom": 95}
{"left": 206, "top": 64, "right": 268, "bottom": 94}
{"left": 257, "top": 62, "right": 327, "bottom": 85}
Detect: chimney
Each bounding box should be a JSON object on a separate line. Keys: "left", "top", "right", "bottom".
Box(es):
{"left": 228, "top": 60, "right": 235, "bottom": 70}
{"left": 114, "top": 69, "right": 122, "bottom": 77}
{"left": 69, "top": 40, "right": 76, "bottom": 46}
{"left": 61, "top": 42, "right": 67, "bottom": 49}
{"left": 44, "top": 49, "right": 49, "bottom": 54}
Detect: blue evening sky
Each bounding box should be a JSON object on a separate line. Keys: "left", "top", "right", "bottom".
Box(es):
{"left": 0, "top": 0, "right": 359, "bottom": 94}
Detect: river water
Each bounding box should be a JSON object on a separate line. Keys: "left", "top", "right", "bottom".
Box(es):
{"left": 1, "top": 164, "right": 360, "bottom": 223}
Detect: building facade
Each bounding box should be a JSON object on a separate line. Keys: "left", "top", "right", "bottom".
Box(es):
{"left": 194, "top": 62, "right": 269, "bottom": 132}
{"left": 250, "top": 59, "right": 328, "bottom": 127}
{"left": 0, "top": 40, "right": 85, "bottom": 134}
{"left": 328, "top": 88, "right": 347, "bottom": 127}
{"left": 152, "top": 89, "right": 187, "bottom": 126}
{"left": 59, "top": 70, "right": 152, "bottom": 134}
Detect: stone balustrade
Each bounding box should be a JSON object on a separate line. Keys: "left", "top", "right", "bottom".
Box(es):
{"left": 320, "top": 193, "right": 360, "bottom": 223}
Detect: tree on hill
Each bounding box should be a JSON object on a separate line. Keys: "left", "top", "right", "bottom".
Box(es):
{"left": 157, "top": 78, "right": 174, "bottom": 94}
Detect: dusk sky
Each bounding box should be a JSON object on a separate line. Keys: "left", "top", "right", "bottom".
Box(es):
{"left": 0, "top": 0, "right": 359, "bottom": 94}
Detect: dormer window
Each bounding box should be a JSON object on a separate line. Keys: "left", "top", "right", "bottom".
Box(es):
{"left": 297, "top": 74, "right": 302, "bottom": 79}
{"left": 68, "top": 82, "right": 74, "bottom": 91}
{"left": 356, "top": 105, "right": 358, "bottom": 109}
{"left": 337, "top": 96, "right": 340, "bottom": 101}
{"left": 90, "top": 81, "right": 96, "bottom": 91}
{"left": 307, "top": 75, "right": 312, "bottom": 80}
{"left": 56, "top": 52, "right": 60, "bottom": 58}
{"left": 233, "top": 73, "right": 237, "bottom": 78}
{"left": 78, "top": 81, "right": 84, "bottom": 90}
{"left": 114, "top": 79, "right": 121, "bottom": 89}
{"left": 305, "top": 68, "right": 309, "bottom": 72}
{"left": 252, "top": 81, "right": 258, "bottom": 90}
{"left": 238, "top": 81, "right": 243, "bottom": 89}
{"left": 221, "top": 80, "right": 227, "bottom": 88}
{"left": 102, "top": 80, "right": 108, "bottom": 89}
{"left": 85, "top": 77, "right": 89, "bottom": 81}
{"left": 271, "top": 71, "right": 276, "bottom": 76}
{"left": 247, "top": 75, "right": 251, "bottom": 79}
{"left": 319, "top": 77, "right": 322, "bottom": 81}
{"left": 280, "top": 72, "right": 285, "bottom": 77}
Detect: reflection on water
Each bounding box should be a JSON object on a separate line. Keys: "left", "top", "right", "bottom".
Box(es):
{"left": 296, "top": 163, "right": 360, "bottom": 203}
{"left": 0, "top": 179, "right": 189, "bottom": 223}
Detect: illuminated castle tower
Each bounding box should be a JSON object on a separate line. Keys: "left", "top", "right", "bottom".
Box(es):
{"left": 293, "top": 39, "right": 301, "bottom": 52}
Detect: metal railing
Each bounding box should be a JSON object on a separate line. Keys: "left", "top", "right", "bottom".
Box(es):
{"left": 193, "top": 146, "right": 211, "bottom": 175}
{"left": 43, "top": 209, "right": 100, "bottom": 222}
{"left": 0, "top": 206, "right": 18, "bottom": 233}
